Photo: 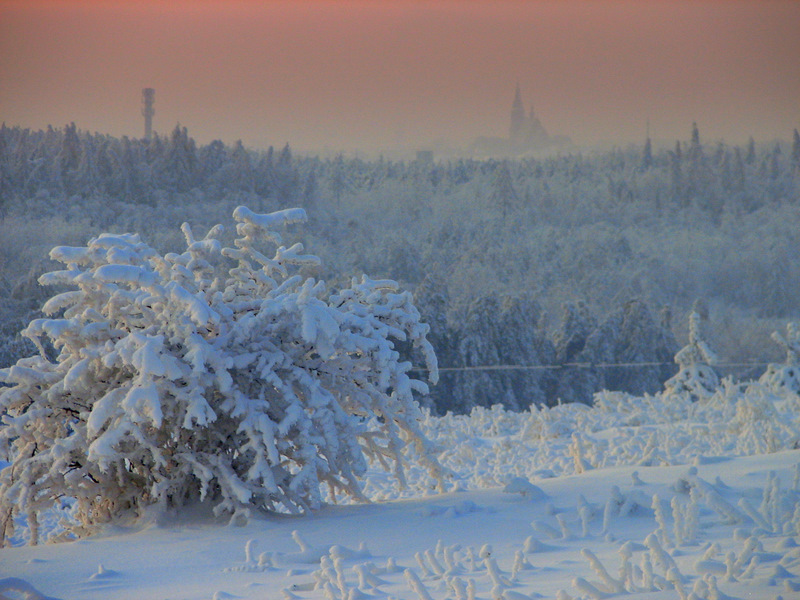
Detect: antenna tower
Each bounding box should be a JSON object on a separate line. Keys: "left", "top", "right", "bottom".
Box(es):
{"left": 142, "top": 88, "right": 155, "bottom": 141}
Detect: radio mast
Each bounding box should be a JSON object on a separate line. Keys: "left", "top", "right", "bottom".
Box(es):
{"left": 142, "top": 88, "right": 155, "bottom": 141}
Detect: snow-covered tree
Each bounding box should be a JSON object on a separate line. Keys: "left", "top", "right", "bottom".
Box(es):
{"left": 552, "top": 301, "right": 601, "bottom": 405}
{"left": 663, "top": 311, "right": 719, "bottom": 400}
{"left": 447, "top": 294, "right": 555, "bottom": 412}
{"left": 552, "top": 300, "right": 677, "bottom": 404}
{"left": 581, "top": 299, "right": 678, "bottom": 397}
{"left": 759, "top": 322, "right": 800, "bottom": 394}
{"left": 489, "top": 161, "right": 519, "bottom": 217}
{"left": 0, "top": 206, "right": 442, "bottom": 544}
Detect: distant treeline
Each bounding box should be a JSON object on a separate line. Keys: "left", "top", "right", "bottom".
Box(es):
{"left": 1, "top": 123, "right": 799, "bottom": 411}
{"left": 2, "top": 122, "right": 797, "bottom": 218}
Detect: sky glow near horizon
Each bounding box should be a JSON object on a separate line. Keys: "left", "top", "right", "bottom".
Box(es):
{"left": 1, "top": 0, "right": 799, "bottom": 154}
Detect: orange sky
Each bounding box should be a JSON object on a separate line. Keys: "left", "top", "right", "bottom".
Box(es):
{"left": 1, "top": 0, "right": 799, "bottom": 154}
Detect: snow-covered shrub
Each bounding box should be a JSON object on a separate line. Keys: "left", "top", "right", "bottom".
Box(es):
{"left": 663, "top": 311, "right": 719, "bottom": 401}
{"left": 759, "top": 322, "right": 800, "bottom": 394}
{"left": 0, "top": 206, "right": 442, "bottom": 544}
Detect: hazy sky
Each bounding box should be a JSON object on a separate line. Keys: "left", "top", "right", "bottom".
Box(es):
{"left": 2, "top": 0, "right": 799, "bottom": 154}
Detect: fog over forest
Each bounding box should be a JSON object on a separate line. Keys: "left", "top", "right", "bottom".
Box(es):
{"left": 1, "top": 122, "right": 799, "bottom": 413}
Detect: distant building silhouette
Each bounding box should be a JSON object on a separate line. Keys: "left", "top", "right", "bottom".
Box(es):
{"left": 509, "top": 84, "right": 527, "bottom": 141}
{"left": 509, "top": 84, "right": 551, "bottom": 151}
{"left": 470, "top": 85, "right": 569, "bottom": 157}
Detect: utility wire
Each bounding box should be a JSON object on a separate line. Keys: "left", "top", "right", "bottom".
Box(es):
{"left": 410, "top": 360, "right": 774, "bottom": 373}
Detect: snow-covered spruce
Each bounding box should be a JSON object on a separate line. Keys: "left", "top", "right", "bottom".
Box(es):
{"left": 0, "top": 206, "right": 442, "bottom": 544}
{"left": 663, "top": 311, "right": 719, "bottom": 401}
{"left": 760, "top": 322, "right": 800, "bottom": 394}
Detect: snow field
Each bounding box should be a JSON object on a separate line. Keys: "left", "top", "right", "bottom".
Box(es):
{"left": 215, "top": 454, "right": 800, "bottom": 600}
{"left": 4, "top": 380, "right": 800, "bottom": 599}
{"left": 366, "top": 384, "right": 800, "bottom": 502}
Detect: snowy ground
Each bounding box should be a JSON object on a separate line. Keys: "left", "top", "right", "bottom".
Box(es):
{"left": 3, "top": 386, "right": 800, "bottom": 600}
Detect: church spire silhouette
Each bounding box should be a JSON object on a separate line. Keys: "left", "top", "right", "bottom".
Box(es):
{"left": 510, "top": 83, "right": 526, "bottom": 141}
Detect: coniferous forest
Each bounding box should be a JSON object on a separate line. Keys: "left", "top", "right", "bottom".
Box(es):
{"left": 1, "top": 122, "right": 799, "bottom": 413}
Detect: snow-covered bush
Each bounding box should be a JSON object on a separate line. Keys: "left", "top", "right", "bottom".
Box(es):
{"left": 663, "top": 311, "right": 719, "bottom": 401}
{"left": 0, "top": 206, "right": 442, "bottom": 544}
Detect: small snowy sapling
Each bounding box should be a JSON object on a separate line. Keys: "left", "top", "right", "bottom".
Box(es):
{"left": 663, "top": 311, "right": 719, "bottom": 401}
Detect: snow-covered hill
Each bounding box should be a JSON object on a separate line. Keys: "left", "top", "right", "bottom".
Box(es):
{"left": 4, "top": 385, "right": 800, "bottom": 600}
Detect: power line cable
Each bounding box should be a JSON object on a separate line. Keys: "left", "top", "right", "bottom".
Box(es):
{"left": 410, "top": 360, "right": 774, "bottom": 373}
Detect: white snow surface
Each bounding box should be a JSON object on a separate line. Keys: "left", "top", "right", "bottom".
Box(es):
{"left": 4, "top": 386, "right": 800, "bottom": 600}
